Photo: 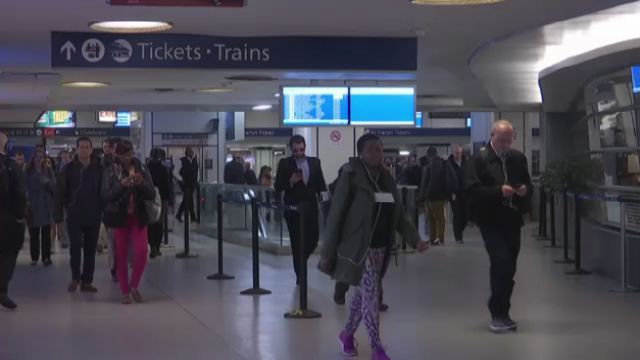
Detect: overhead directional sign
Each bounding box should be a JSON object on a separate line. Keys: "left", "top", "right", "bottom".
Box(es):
{"left": 109, "top": 0, "right": 245, "bottom": 6}
{"left": 51, "top": 32, "right": 418, "bottom": 71}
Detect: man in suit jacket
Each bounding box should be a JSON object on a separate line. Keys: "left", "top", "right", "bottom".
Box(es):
{"left": 176, "top": 147, "right": 199, "bottom": 223}
{"left": 275, "top": 135, "right": 327, "bottom": 284}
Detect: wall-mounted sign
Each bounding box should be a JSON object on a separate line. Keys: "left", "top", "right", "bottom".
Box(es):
{"left": 51, "top": 32, "right": 417, "bottom": 71}
{"left": 244, "top": 128, "right": 293, "bottom": 137}
{"left": 109, "top": 0, "right": 245, "bottom": 6}
{"left": 364, "top": 128, "right": 471, "bottom": 137}
{"left": 0, "top": 128, "right": 42, "bottom": 137}
{"left": 160, "top": 133, "right": 210, "bottom": 145}
{"left": 36, "top": 111, "right": 76, "bottom": 128}
{"left": 56, "top": 128, "right": 132, "bottom": 137}
{"left": 329, "top": 129, "right": 343, "bottom": 147}
{"left": 99, "top": 111, "right": 117, "bottom": 123}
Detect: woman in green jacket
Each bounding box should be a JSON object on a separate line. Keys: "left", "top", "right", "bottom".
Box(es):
{"left": 319, "top": 134, "right": 429, "bottom": 360}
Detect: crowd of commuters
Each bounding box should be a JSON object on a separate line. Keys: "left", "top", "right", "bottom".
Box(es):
{"left": 0, "top": 120, "right": 531, "bottom": 360}
{"left": 0, "top": 133, "right": 177, "bottom": 306}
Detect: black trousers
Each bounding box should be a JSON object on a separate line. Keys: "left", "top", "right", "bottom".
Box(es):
{"left": 177, "top": 187, "right": 197, "bottom": 220}
{"left": 29, "top": 225, "right": 52, "bottom": 262}
{"left": 0, "top": 253, "right": 18, "bottom": 294}
{"left": 479, "top": 224, "right": 522, "bottom": 318}
{"left": 451, "top": 197, "right": 467, "bottom": 241}
{"left": 68, "top": 224, "right": 100, "bottom": 284}
{"left": 148, "top": 223, "right": 163, "bottom": 250}
{"left": 284, "top": 201, "right": 319, "bottom": 281}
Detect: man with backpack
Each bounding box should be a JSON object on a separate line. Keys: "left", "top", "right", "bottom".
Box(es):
{"left": 418, "top": 147, "right": 449, "bottom": 245}
{"left": 0, "top": 132, "right": 27, "bottom": 309}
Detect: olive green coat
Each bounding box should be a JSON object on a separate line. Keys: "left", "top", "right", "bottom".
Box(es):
{"left": 320, "top": 158, "right": 420, "bottom": 285}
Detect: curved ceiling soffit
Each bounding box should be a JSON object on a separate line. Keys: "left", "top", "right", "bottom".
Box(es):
{"left": 467, "top": 1, "right": 640, "bottom": 109}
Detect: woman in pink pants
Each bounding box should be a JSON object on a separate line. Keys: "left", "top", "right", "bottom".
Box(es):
{"left": 102, "top": 140, "right": 156, "bottom": 304}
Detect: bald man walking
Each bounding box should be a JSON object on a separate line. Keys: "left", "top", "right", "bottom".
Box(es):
{"left": 465, "top": 121, "right": 532, "bottom": 333}
{"left": 0, "top": 132, "right": 27, "bottom": 309}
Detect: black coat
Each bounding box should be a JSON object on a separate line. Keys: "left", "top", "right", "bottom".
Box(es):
{"left": 418, "top": 156, "right": 449, "bottom": 202}
{"left": 274, "top": 156, "right": 327, "bottom": 205}
{"left": 179, "top": 157, "right": 199, "bottom": 188}
{"left": 0, "top": 154, "right": 26, "bottom": 254}
{"left": 224, "top": 161, "right": 245, "bottom": 185}
{"left": 464, "top": 143, "right": 532, "bottom": 227}
{"left": 102, "top": 158, "right": 156, "bottom": 229}
{"left": 446, "top": 155, "right": 467, "bottom": 196}
{"left": 244, "top": 169, "right": 258, "bottom": 185}
{"left": 148, "top": 160, "right": 172, "bottom": 202}
{"left": 55, "top": 158, "right": 104, "bottom": 227}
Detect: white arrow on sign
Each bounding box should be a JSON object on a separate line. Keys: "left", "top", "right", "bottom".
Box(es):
{"left": 60, "top": 41, "right": 76, "bottom": 61}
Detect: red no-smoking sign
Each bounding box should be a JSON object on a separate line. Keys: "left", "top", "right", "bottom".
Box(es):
{"left": 330, "top": 130, "right": 342, "bottom": 143}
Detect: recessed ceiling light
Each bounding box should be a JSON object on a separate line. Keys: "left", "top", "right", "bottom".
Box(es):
{"left": 274, "top": 93, "right": 281, "bottom": 98}
{"left": 252, "top": 105, "right": 273, "bottom": 111}
{"left": 411, "top": 0, "right": 504, "bottom": 5}
{"left": 61, "top": 81, "right": 110, "bottom": 88}
{"left": 195, "top": 87, "right": 235, "bottom": 93}
{"left": 89, "top": 21, "right": 173, "bottom": 33}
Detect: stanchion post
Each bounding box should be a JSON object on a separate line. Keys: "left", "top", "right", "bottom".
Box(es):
{"left": 285, "top": 204, "right": 322, "bottom": 319}
{"left": 401, "top": 187, "right": 408, "bottom": 251}
{"left": 176, "top": 189, "right": 198, "bottom": 259}
{"left": 196, "top": 185, "right": 201, "bottom": 224}
{"left": 546, "top": 192, "right": 558, "bottom": 248}
{"left": 240, "top": 198, "right": 271, "bottom": 295}
{"left": 536, "top": 187, "right": 548, "bottom": 240}
{"left": 610, "top": 200, "right": 639, "bottom": 292}
{"left": 566, "top": 195, "right": 591, "bottom": 275}
{"left": 555, "top": 191, "right": 575, "bottom": 264}
{"left": 208, "top": 194, "right": 235, "bottom": 281}
{"left": 163, "top": 202, "right": 169, "bottom": 246}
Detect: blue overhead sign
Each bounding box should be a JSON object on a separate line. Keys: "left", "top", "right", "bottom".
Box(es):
{"left": 245, "top": 128, "right": 293, "bottom": 137}
{"left": 365, "top": 128, "right": 471, "bottom": 137}
{"left": 51, "top": 32, "right": 417, "bottom": 71}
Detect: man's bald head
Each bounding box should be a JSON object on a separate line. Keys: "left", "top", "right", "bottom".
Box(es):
{"left": 490, "top": 120, "right": 514, "bottom": 155}
{"left": 0, "top": 132, "right": 8, "bottom": 155}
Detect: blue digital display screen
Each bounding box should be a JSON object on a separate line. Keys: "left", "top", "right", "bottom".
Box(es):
{"left": 282, "top": 87, "right": 349, "bottom": 126}
{"left": 349, "top": 87, "right": 415, "bottom": 126}
{"left": 416, "top": 112, "right": 423, "bottom": 128}
{"left": 632, "top": 66, "right": 640, "bottom": 93}
{"left": 115, "top": 112, "right": 131, "bottom": 127}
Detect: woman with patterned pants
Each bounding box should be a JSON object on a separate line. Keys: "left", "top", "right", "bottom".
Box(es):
{"left": 319, "top": 134, "right": 429, "bottom": 360}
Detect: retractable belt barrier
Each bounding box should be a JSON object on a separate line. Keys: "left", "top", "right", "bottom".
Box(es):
{"left": 176, "top": 191, "right": 198, "bottom": 259}
{"left": 553, "top": 192, "right": 640, "bottom": 292}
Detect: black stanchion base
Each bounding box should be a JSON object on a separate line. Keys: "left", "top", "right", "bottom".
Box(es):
{"left": 284, "top": 309, "right": 322, "bottom": 319}
{"left": 535, "top": 236, "right": 550, "bottom": 241}
{"left": 554, "top": 259, "right": 575, "bottom": 264}
{"left": 240, "top": 288, "right": 272, "bottom": 296}
{"left": 176, "top": 252, "right": 199, "bottom": 259}
{"left": 207, "top": 273, "right": 235, "bottom": 280}
{"left": 566, "top": 269, "right": 592, "bottom": 276}
{"left": 609, "top": 287, "right": 640, "bottom": 293}
{"left": 544, "top": 243, "right": 559, "bottom": 248}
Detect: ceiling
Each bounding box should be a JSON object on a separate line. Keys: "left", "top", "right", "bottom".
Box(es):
{"left": 470, "top": 1, "right": 640, "bottom": 108}
{"left": 0, "top": 0, "right": 636, "bottom": 112}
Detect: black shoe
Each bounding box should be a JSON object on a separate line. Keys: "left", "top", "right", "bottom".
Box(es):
{"left": 80, "top": 283, "right": 98, "bottom": 293}
{"left": 0, "top": 294, "right": 17, "bottom": 310}
{"left": 111, "top": 269, "right": 118, "bottom": 283}
{"left": 175, "top": 216, "right": 183, "bottom": 223}
{"left": 150, "top": 249, "right": 157, "bottom": 259}
{"left": 43, "top": 259, "right": 53, "bottom": 267}
{"left": 379, "top": 303, "right": 390, "bottom": 312}
{"left": 334, "top": 292, "right": 346, "bottom": 305}
{"left": 505, "top": 316, "right": 518, "bottom": 331}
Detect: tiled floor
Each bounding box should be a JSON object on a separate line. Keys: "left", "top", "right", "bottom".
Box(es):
{"left": 1, "top": 224, "right": 639, "bottom": 360}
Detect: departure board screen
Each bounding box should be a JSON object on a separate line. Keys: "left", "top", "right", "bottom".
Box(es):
{"left": 350, "top": 87, "right": 415, "bottom": 126}
{"left": 282, "top": 87, "right": 349, "bottom": 126}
